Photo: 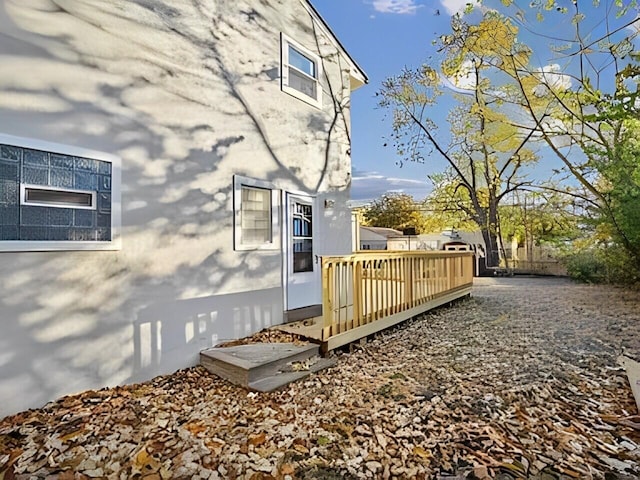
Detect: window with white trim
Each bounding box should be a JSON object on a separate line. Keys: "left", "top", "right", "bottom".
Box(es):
{"left": 281, "top": 33, "right": 322, "bottom": 108}
{"left": 233, "top": 176, "right": 279, "bottom": 250}
{"left": 0, "top": 134, "right": 120, "bottom": 251}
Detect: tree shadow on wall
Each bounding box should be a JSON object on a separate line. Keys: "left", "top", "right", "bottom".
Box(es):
{"left": 0, "top": 0, "right": 354, "bottom": 416}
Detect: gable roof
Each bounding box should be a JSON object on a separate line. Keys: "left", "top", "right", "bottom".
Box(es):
{"left": 361, "top": 226, "right": 404, "bottom": 239}
{"left": 303, "top": 1, "right": 368, "bottom": 89}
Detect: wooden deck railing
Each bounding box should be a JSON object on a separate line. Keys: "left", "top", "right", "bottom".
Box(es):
{"left": 320, "top": 251, "right": 474, "bottom": 350}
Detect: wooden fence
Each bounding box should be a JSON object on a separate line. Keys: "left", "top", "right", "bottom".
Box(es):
{"left": 507, "top": 259, "right": 567, "bottom": 276}
{"left": 320, "top": 251, "right": 474, "bottom": 351}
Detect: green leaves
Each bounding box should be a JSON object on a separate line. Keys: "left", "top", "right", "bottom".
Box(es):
{"left": 362, "top": 193, "right": 430, "bottom": 233}
{"left": 571, "top": 13, "right": 585, "bottom": 25}
{"left": 380, "top": 0, "right": 640, "bottom": 272}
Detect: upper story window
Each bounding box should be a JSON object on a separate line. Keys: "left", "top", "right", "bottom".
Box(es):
{"left": 281, "top": 33, "right": 323, "bottom": 109}
{"left": 0, "top": 133, "right": 120, "bottom": 251}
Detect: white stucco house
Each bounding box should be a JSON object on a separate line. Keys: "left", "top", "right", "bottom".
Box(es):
{"left": 0, "top": 0, "right": 367, "bottom": 417}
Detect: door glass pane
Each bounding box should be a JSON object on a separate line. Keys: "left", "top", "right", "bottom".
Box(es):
{"left": 292, "top": 201, "right": 313, "bottom": 273}
{"left": 293, "top": 239, "right": 313, "bottom": 273}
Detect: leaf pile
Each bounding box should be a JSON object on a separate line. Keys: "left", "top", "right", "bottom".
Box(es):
{"left": 1, "top": 277, "right": 639, "bottom": 479}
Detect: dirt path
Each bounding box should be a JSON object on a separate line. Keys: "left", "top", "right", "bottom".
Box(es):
{"left": 1, "top": 277, "right": 639, "bottom": 479}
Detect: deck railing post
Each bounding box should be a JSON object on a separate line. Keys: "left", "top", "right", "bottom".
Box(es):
{"left": 321, "top": 259, "right": 333, "bottom": 340}
{"left": 404, "top": 256, "right": 413, "bottom": 309}
{"left": 353, "top": 260, "right": 362, "bottom": 327}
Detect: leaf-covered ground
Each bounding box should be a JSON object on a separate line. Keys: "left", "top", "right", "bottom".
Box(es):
{"left": 1, "top": 277, "right": 639, "bottom": 479}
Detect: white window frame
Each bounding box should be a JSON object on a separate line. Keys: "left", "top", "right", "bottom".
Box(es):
{"left": 280, "top": 33, "right": 323, "bottom": 109}
{"left": 233, "top": 175, "right": 280, "bottom": 251}
{"left": 0, "top": 133, "right": 121, "bottom": 252}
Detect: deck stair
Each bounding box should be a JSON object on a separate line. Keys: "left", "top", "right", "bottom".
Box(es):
{"left": 200, "top": 343, "right": 336, "bottom": 392}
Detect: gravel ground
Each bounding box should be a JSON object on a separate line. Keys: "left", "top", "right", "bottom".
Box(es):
{"left": 1, "top": 276, "right": 639, "bottom": 479}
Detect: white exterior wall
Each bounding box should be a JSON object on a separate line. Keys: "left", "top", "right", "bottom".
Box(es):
{"left": 0, "top": 0, "right": 360, "bottom": 417}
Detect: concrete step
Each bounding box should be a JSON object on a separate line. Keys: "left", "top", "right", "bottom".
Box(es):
{"left": 200, "top": 342, "right": 324, "bottom": 389}
{"left": 248, "top": 357, "right": 338, "bottom": 392}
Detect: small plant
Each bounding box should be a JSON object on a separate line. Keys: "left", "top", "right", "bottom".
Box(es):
{"left": 376, "top": 383, "right": 393, "bottom": 398}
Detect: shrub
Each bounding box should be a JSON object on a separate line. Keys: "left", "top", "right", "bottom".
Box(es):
{"left": 561, "top": 244, "right": 640, "bottom": 285}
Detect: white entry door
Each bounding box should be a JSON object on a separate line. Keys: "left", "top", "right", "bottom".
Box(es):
{"left": 285, "top": 193, "right": 321, "bottom": 311}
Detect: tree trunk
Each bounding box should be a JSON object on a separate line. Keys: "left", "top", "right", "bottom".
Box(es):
{"left": 469, "top": 201, "right": 501, "bottom": 269}
{"left": 481, "top": 228, "right": 500, "bottom": 268}
{"left": 485, "top": 201, "right": 501, "bottom": 268}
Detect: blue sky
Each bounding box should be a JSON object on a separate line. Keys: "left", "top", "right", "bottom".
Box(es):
{"left": 314, "top": 0, "right": 453, "bottom": 202}
{"left": 312, "top": 0, "right": 639, "bottom": 202}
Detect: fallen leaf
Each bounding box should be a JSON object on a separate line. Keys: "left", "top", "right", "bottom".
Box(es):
{"left": 248, "top": 433, "right": 266, "bottom": 447}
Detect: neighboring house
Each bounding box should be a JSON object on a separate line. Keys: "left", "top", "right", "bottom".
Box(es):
{"left": 417, "top": 230, "right": 485, "bottom": 254}
{"left": 359, "top": 226, "right": 484, "bottom": 254}
{"left": 0, "top": 0, "right": 366, "bottom": 417}
{"left": 359, "top": 226, "right": 403, "bottom": 250}
{"left": 358, "top": 226, "right": 486, "bottom": 273}
{"left": 417, "top": 230, "right": 486, "bottom": 275}
{"left": 387, "top": 234, "right": 420, "bottom": 251}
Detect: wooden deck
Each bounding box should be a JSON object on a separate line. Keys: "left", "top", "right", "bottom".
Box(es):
{"left": 275, "top": 251, "right": 474, "bottom": 352}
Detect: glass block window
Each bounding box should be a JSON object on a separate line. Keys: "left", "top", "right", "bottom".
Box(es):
{"left": 0, "top": 140, "right": 113, "bottom": 243}
{"left": 241, "top": 186, "right": 271, "bottom": 245}
{"left": 281, "top": 34, "right": 322, "bottom": 109}
{"left": 233, "top": 175, "right": 279, "bottom": 251}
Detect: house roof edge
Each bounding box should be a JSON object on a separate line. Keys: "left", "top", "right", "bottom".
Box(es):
{"left": 303, "top": 0, "right": 369, "bottom": 86}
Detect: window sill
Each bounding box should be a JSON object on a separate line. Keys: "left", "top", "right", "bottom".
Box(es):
{"left": 0, "top": 239, "right": 122, "bottom": 252}
{"left": 234, "top": 242, "right": 280, "bottom": 252}
{"left": 281, "top": 84, "right": 323, "bottom": 109}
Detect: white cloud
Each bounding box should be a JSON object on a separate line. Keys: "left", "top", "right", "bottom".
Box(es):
{"left": 440, "top": 0, "right": 470, "bottom": 16}
{"left": 352, "top": 168, "right": 430, "bottom": 201}
{"left": 625, "top": 14, "right": 639, "bottom": 33}
{"left": 532, "top": 64, "right": 572, "bottom": 96}
{"left": 372, "top": 0, "right": 421, "bottom": 15}
{"left": 446, "top": 59, "right": 476, "bottom": 90}
{"left": 539, "top": 117, "right": 572, "bottom": 148}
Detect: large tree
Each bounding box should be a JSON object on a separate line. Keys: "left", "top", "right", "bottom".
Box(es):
{"left": 486, "top": 1, "right": 640, "bottom": 272}
{"left": 379, "top": 13, "right": 538, "bottom": 267}
{"left": 362, "top": 193, "right": 428, "bottom": 233}
{"left": 381, "top": 1, "right": 640, "bottom": 272}
{"left": 421, "top": 169, "right": 493, "bottom": 234}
